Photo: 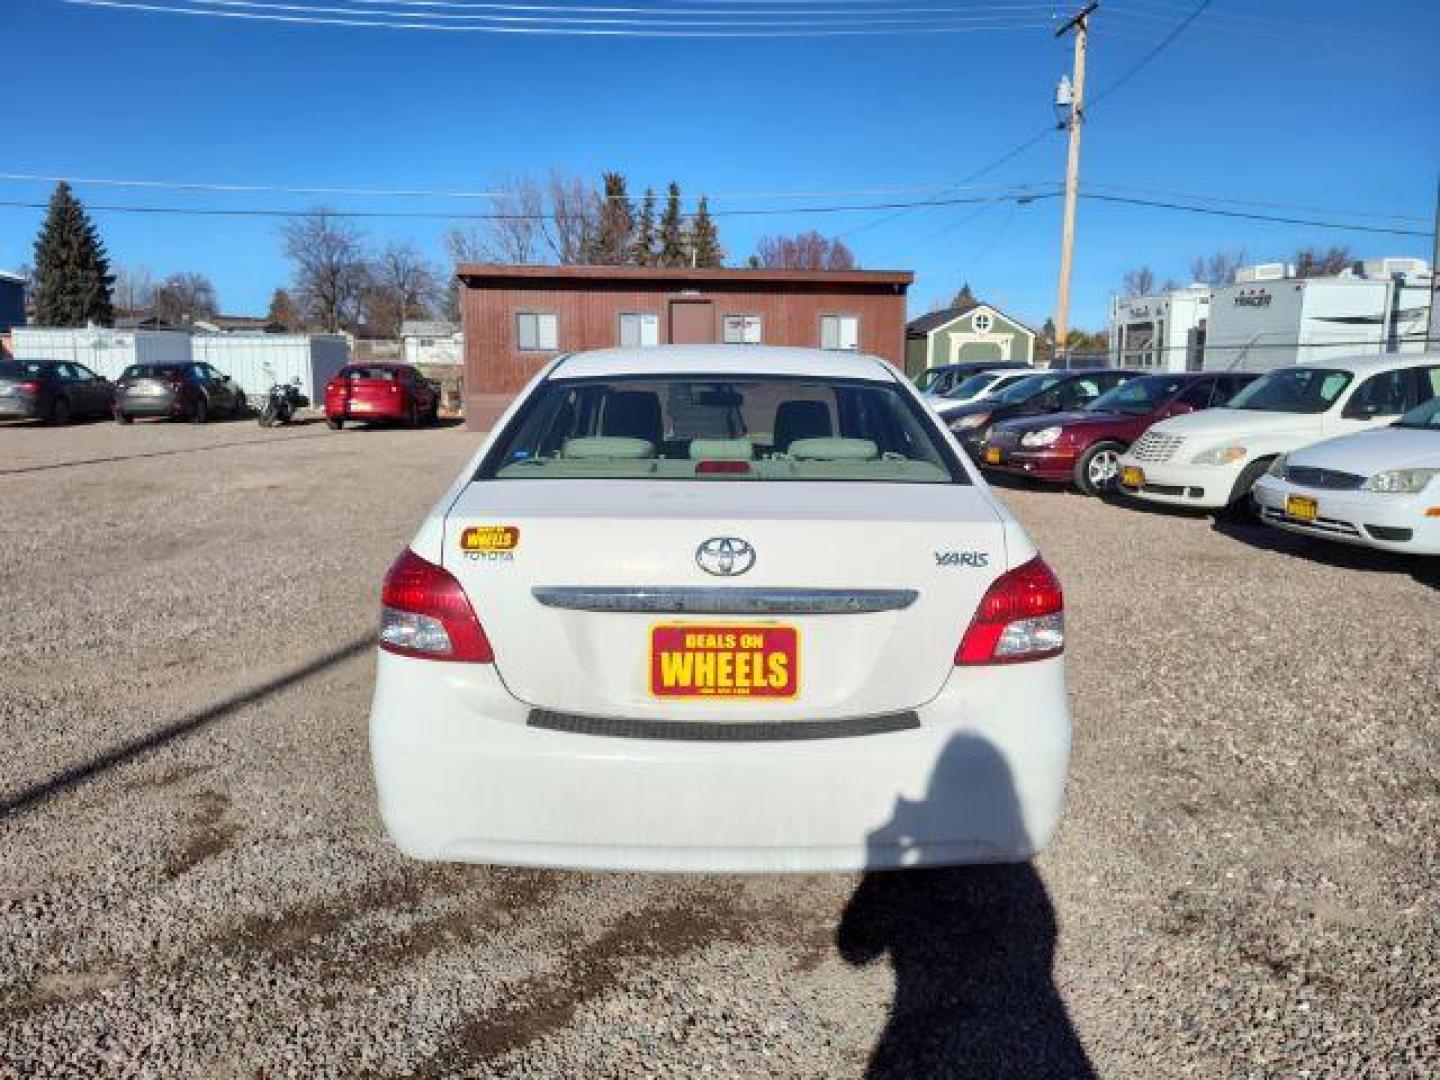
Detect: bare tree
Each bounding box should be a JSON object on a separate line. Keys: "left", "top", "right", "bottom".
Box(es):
{"left": 542, "top": 169, "right": 598, "bottom": 265}
{"left": 1188, "top": 249, "right": 1247, "bottom": 286}
{"left": 113, "top": 264, "right": 155, "bottom": 316}
{"left": 1121, "top": 266, "right": 1157, "bottom": 296}
{"left": 153, "top": 271, "right": 218, "bottom": 326}
{"left": 367, "top": 240, "right": 440, "bottom": 336}
{"left": 280, "top": 210, "right": 370, "bottom": 332}
{"left": 1292, "top": 245, "right": 1352, "bottom": 279}
{"left": 444, "top": 173, "right": 547, "bottom": 267}
{"left": 751, "top": 231, "right": 857, "bottom": 270}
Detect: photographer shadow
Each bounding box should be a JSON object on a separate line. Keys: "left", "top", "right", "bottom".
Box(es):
{"left": 836, "top": 734, "right": 1094, "bottom": 1078}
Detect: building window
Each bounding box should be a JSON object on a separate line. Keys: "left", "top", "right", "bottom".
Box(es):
{"left": 820, "top": 314, "right": 859, "bottom": 351}
{"left": 618, "top": 312, "right": 659, "bottom": 348}
{"left": 516, "top": 311, "right": 558, "bottom": 351}
{"left": 972, "top": 311, "right": 993, "bottom": 333}
{"left": 722, "top": 314, "right": 763, "bottom": 344}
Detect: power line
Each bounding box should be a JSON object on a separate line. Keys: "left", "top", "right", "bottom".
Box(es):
{"left": 63, "top": 0, "right": 1057, "bottom": 35}
{"left": 1087, "top": 0, "right": 1210, "bottom": 109}
{"left": 1080, "top": 192, "right": 1431, "bottom": 238}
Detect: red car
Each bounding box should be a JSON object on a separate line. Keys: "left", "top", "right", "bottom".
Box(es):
{"left": 981, "top": 372, "right": 1258, "bottom": 495}
{"left": 324, "top": 363, "right": 440, "bottom": 430}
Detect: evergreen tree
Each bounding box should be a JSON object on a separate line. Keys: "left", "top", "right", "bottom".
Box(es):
{"left": 267, "top": 288, "right": 302, "bottom": 331}
{"left": 31, "top": 182, "right": 115, "bottom": 326}
{"left": 628, "top": 188, "right": 658, "bottom": 266}
{"left": 687, "top": 197, "right": 724, "bottom": 268}
{"left": 658, "top": 182, "right": 686, "bottom": 268}
{"left": 583, "top": 172, "right": 635, "bottom": 266}
{"left": 952, "top": 282, "right": 977, "bottom": 308}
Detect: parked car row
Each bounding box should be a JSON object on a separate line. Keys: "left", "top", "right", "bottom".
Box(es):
{"left": 930, "top": 354, "right": 1440, "bottom": 557}
{"left": 0, "top": 359, "right": 443, "bottom": 430}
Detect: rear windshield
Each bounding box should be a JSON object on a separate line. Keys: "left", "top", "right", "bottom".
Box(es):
{"left": 480, "top": 375, "right": 965, "bottom": 484}
{"left": 1226, "top": 367, "right": 1352, "bottom": 414}
{"left": 991, "top": 372, "right": 1064, "bottom": 404}
{"left": 340, "top": 366, "right": 400, "bottom": 381}
{"left": 122, "top": 364, "right": 185, "bottom": 379}
{"left": 1088, "top": 375, "right": 1188, "bottom": 415}
{"left": 0, "top": 361, "right": 44, "bottom": 378}
{"left": 945, "top": 372, "right": 999, "bottom": 400}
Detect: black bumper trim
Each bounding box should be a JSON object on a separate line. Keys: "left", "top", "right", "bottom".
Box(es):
{"left": 526, "top": 708, "right": 921, "bottom": 742}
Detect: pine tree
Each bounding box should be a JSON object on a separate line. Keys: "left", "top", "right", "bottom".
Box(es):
{"left": 628, "top": 188, "right": 658, "bottom": 266}
{"left": 658, "top": 182, "right": 686, "bottom": 268}
{"left": 952, "top": 282, "right": 976, "bottom": 308}
{"left": 583, "top": 172, "right": 635, "bottom": 266}
{"left": 31, "top": 182, "right": 115, "bottom": 326}
{"left": 688, "top": 197, "right": 724, "bottom": 268}
{"left": 267, "top": 288, "right": 302, "bottom": 331}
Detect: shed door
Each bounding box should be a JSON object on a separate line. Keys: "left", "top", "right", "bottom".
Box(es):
{"left": 669, "top": 300, "right": 715, "bottom": 344}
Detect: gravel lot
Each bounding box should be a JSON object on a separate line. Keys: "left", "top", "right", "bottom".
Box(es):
{"left": 1, "top": 414, "right": 1436, "bottom": 1078}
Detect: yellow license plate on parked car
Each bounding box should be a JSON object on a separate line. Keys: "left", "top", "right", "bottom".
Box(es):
{"left": 650, "top": 624, "right": 799, "bottom": 699}
{"left": 1286, "top": 494, "right": 1319, "bottom": 522}
{"left": 1121, "top": 466, "right": 1144, "bottom": 487}
{"left": 984, "top": 447, "right": 1002, "bottom": 464}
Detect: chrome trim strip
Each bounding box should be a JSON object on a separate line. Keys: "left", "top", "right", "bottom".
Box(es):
{"left": 531, "top": 586, "right": 919, "bottom": 615}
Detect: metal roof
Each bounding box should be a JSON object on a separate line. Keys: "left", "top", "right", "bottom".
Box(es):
{"left": 456, "top": 264, "right": 913, "bottom": 288}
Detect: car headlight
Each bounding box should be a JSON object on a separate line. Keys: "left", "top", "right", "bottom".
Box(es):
{"left": 952, "top": 412, "right": 991, "bottom": 431}
{"left": 1361, "top": 468, "right": 1440, "bottom": 494}
{"left": 1267, "top": 454, "right": 1288, "bottom": 478}
{"left": 1021, "top": 426, "right": 1063, "bottom": 448}
{"left": 1190, "top": 445, "right": 1249, "bottom": 465}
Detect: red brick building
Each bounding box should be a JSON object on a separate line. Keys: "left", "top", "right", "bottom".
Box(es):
{"left": 456, "top": 264, "right": 913, "bottom": 428}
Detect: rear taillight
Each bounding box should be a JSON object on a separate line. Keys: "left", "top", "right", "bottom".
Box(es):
{"left": 17, "top": 380, "right": 41, "bottom": 394}
{"left": 955, "top": 556, "right": 1064, "bottom": 666}
{"left": 379, "top": 549, "right": 493, "bottom": 663}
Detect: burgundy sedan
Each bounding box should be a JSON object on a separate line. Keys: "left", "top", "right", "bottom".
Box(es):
{"left": 980, "top": 372, "right": 1258, "bottom": 495}
{"left": 324, "top": 363, "right": 440, "bottom": 429}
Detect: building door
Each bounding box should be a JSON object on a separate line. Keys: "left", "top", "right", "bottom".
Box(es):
{"left": 669, "top": 300, "right": 715, "bottom": 344}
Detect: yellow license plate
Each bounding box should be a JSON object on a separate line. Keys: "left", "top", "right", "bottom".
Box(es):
{"left": 1120, "top": 466, "right": 1144, "bottom": 488}
{"left": 650, "top": 624, "right": 799, "bottom": 699}
{"left": 1286, "top": 494, "right": 1318, "bottom": 522}
{"left": 984, "top": 447, "right": 1002, "bottom": 464}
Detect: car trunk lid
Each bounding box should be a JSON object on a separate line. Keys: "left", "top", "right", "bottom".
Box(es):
{"left": 442, "top": 479, "right": 1009, "bottom": 721}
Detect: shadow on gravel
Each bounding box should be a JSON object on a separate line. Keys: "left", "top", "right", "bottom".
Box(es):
{"left": 1213, "top": 518, "right": 1440, "bottom": 590}
{"left": 0, "top": 430, "right": 337, "bottom": 476}
{"left": 837, "top": 736, "right": 1094, "bottom": 1079}
{"left": 1097, "top": 489, "right": 1213, "bottom": 519}
{"left": 0, "top": 636, "right": 372, "bottom": 819}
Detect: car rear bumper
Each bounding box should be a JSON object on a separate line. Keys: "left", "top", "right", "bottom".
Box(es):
{"left": 118, "top": 393, "right": 183, "bottom": 416}
{"left": 0, "top": 398, "right": 42, "bottom": 419}
{"left": 1114, "top": 457, "right": 1237, "bottom": 509}
{"left": 1252, "top": 475, "right": 1440, "bottom": 555}
{"left": 370, "top": 651, "right": 1071, "bottom": 872}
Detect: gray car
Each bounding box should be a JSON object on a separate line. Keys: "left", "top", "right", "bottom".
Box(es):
{"left": 0, "top": 360, "right": 115, "bottom": 423}
{"left": 113, "top": 362, "right": 246, "bottom": 423}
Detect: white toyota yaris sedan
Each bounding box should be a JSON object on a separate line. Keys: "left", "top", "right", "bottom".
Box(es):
{"left": 370, "top": 346, "right": 1071, "bottom": 872}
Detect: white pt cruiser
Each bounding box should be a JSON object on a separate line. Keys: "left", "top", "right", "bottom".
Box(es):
{"left": 370, "top": 346, "right": 1071, "bottom": 872}
{"left": 1117, "top": 354, "right": 1440, "bottom": 513}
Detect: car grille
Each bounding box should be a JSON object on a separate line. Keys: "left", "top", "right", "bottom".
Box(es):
{"left": 1261, "top": 507, "right": 1362, "bottom": 538}
{"left": 1283, "top": 465, "right": 1366, "bottom": 490}
{"left": 1129, "top": 430, "right": 1184, "bottom": 463}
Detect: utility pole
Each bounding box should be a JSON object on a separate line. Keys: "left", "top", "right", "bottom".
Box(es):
{"left": 1429, "top": 175, "right": 1440, "bottom": 350}
{"left": 1053, "top": 3, "right": 1097, "bottom": 368}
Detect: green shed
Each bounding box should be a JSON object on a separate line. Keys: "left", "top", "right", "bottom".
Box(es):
{"left": 904, "top": 300, "right": 1037, "bottom": 379}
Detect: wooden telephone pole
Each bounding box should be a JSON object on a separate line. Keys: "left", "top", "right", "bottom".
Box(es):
{"left": 1053, "top": 3, "right": 1098, "bottom": 367}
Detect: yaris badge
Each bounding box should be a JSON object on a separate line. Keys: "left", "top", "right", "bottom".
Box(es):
{"left": 696, "top": 537, "right": 756, "bottom": 577}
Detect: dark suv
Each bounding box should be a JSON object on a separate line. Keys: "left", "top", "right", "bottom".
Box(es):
{"left": 114, "top": 362, "right": 246, "bottom": 424}
{"left": 946, "top": 368, "right": 1142, "bottom": 459}
{"left": 0, "top": 360, "right": 115, "bottom": 423}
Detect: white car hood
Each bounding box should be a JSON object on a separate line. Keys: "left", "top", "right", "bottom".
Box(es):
{"left": 1288, "top": 426, "right": 1440, "bottom": 474}
{"left": 1149, "top": 407, "right": 1323, "bottom": 442}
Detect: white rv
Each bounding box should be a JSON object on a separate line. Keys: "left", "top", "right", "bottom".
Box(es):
{"left": 1108, "top": 284, "right": 1211, "bottom": 372}
{"left": 1202, "top": 259, "right": 1431, "bottom": 373}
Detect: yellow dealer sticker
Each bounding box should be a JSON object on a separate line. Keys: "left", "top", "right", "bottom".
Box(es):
{"left": 459, "top": 525, "right": 519, "bottom": 562}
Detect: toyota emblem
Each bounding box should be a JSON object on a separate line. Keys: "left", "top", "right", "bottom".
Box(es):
{"left": 695, "top": 537, "right": 756, "bottom": 577}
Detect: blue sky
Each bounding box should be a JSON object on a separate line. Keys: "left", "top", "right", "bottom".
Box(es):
{"left": 3, "top": 0, "right": 1437, "bottom": 329}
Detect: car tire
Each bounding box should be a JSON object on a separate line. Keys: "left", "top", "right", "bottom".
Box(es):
{"left": 426, "top": 401, "right": 440, "bottom": 426}
{"left": 233, "top": 393, "right": 248, "bottom": 419}
{"left": 49, "top": 396, "right": 73, "bottom": 425}
{"left": 191, "top": 397, "right": 209, "bottom": 424}
{"left": 326, "top": 417, "right": 343, "bottom": 431}
{"left": 406, "top": 402, "right": 421, "bottom": 429}
{"left": 114, "top": 410, "right": 133, "bottom": 425}
{"left": 1218, "top": 457, "right": 1274, "bottom": 522}
{"left": 1074, "top": 440, "right": 1125, "bottom": 497}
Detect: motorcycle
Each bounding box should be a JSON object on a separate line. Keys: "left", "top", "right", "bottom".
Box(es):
{"left": 259, "top": 377, "right": 309, "bottom": 427}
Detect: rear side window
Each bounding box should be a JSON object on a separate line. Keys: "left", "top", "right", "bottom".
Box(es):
{"left": 480, "top": 375, "right": 966, "bottom": 484}
{"left": 1343, "top": 368, "right": 1421, "bottom": 419}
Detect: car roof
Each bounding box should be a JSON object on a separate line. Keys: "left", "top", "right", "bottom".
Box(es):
{"left": 551, "top": 345, "right": 899, "bottom": 382}
{"left": 1295, "top": 351, "right": 1440, "bottom": 372}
